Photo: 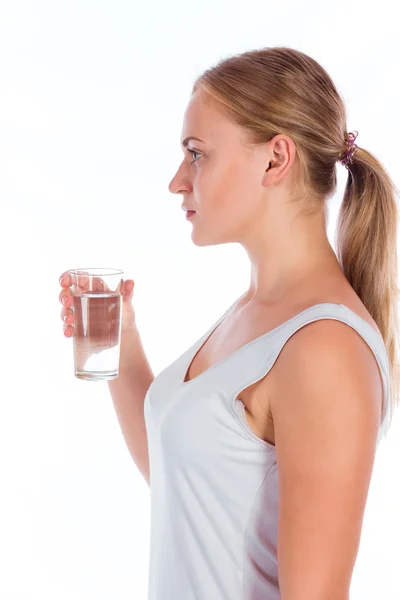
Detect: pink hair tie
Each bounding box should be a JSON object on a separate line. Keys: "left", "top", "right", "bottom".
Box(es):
{"left": 339, "top": 130, "right": 359, "bottom": 168}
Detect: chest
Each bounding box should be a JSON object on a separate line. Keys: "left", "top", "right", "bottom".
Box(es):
{"left": 183, "top": 317, "right": 277, "bottom": 447}
{"left": 182, "top": 294, "right": 380, "bottom": 449}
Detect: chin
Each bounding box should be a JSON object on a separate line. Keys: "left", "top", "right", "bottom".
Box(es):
{"left": 190, "top": 230, "right": 233, "bottom": 247}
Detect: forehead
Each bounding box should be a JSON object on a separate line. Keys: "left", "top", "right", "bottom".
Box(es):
{"left": 181, "top": 91, "right": 240, "bottom": 146}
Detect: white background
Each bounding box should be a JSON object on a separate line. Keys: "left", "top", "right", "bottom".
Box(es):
{"left": 0, "top": 0, "right": 399, "bottom": 598}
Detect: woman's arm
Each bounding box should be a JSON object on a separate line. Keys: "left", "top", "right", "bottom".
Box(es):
{"left": 269, "top": 319, "right": 383, "bottom": 599}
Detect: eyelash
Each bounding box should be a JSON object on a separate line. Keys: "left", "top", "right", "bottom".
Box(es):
{"left": 188, "top": 149, "right": 202, "bottom": 163}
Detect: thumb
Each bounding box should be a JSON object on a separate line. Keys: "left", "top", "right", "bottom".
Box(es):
{"left": 123, "top": 279, "right": 135, "bottom": 301}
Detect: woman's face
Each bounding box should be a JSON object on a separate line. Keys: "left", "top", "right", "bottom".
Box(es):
{"left": 168, "top": 90, "right": 272, "bottom": 247}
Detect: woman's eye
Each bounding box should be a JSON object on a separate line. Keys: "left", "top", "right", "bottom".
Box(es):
{"left": 188, "top": 149, "right": 202, "bottom": 163}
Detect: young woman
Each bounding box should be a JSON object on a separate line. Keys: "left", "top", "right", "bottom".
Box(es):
{"left": 60, "top": 46, "right": 399, "bottom": 599}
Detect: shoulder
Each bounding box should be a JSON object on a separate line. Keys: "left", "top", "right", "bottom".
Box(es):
{"left": 270, "top": 317, "right": 383, "bottom": 432}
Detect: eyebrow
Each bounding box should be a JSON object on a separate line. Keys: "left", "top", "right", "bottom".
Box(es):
{"left": 181, "top": 136, "right": 205, "bottom": 148}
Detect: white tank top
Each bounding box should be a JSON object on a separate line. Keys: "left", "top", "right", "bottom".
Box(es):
{"left": 144, "top": 301, "right": 391, "bottom": 599}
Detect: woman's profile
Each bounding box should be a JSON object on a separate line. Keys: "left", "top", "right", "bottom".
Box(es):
{"left": 60, "top": 45, "right": 400, "bottom": 599}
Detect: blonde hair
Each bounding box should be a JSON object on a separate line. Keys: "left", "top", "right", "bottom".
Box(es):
{"left": 193, "top": 46, "right": 400, "bottom": 432}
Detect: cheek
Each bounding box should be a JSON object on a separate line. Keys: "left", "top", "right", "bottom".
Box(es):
{"left": 196, "top": 159, "right": 249, "bottom": 216}
{"left": 211, "top": 161, "right": 258, "bottom": 223}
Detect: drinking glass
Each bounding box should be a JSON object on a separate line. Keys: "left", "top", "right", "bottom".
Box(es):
{"left": 68, "top": 268, "right": 124, "bottom": 381}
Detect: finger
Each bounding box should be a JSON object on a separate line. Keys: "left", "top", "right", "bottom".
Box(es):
{"left": 70, "top": 272, "right": 112, "bottom": 293}
{"left": 59, "top": 272, "right": 119, "bottom": 305}
{"left": 71, "top": 272, "right": 89, "bottom": 292}
{"left": 92, "top": 276, "right": 112, "bottom": 293}
{"left": 61, "top": 307, "right": 74, "bottom": 323}
{"left": 123, "top": 279, "right": 134, "bottom": 296}
{"left": 59, "top": 271, "right": 71, "bottom": 288}
{"left": 63, "top": 323, "right": 74, "bottom": 337}
{"left": 59, "top": 287, "right": 73, "bottom": 306}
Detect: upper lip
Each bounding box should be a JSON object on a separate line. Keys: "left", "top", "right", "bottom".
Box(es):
{"left": 181, "top": 206, "right": 196, "bottom": 212}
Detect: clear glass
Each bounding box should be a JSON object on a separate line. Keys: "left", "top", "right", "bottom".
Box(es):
{"left": 68, "top": 268, "right": 124, "bottom": 381}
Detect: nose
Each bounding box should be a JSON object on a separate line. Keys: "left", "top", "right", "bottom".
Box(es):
{"left": 168, "top": 163, "right": 191, "bottom": 195}
{"left": 168, "top": 177, "right": 177, "bottom": 194}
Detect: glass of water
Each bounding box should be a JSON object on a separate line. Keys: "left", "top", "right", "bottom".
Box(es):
{"left": 68, "top": 268, "right": 124, "bottom": 381}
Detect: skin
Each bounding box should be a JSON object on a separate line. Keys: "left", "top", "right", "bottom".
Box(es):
{"left": 59, "top": 89, "right": 383, "bottom": 597}
{"left": 169, "top": 90, "right": 383, "bottom": 598}
{"left": 168, "top": 89, "right": 345, "bottom": 306}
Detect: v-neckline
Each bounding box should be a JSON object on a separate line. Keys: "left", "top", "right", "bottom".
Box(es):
{"left": 179, "top": 301, "right": 384, "bottom": 388}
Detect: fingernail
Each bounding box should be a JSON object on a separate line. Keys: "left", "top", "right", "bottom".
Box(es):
{"left": 63, "top": 314, "right": 69, "bottom": 322}
{"left": 62, "top": 296, "right": 68, "bottom": 305}
{"left": 59, "top": 275, "right": 65, "bottom": 285}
